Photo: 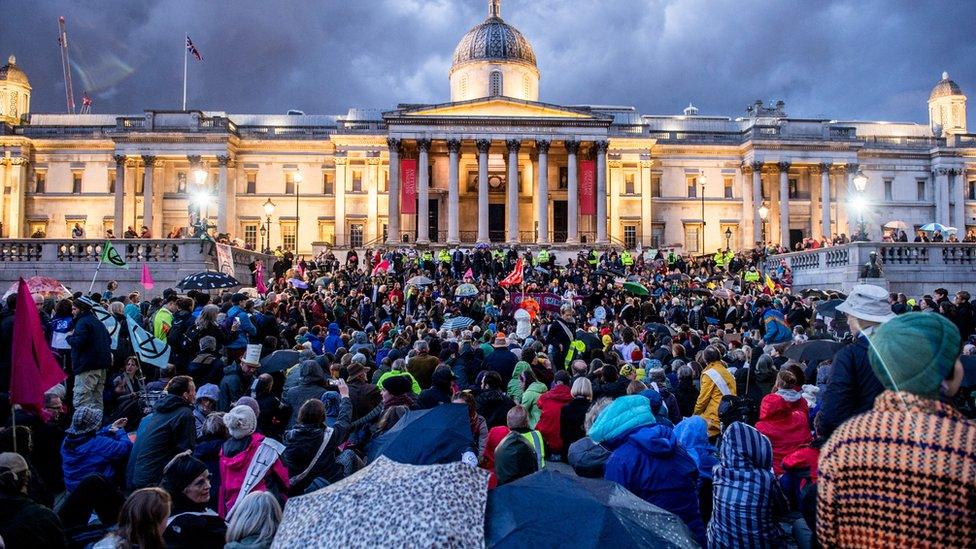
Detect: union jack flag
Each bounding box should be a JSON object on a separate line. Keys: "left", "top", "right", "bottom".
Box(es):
{"left": 186, "top": 35, "right": 203, "bottom": 61}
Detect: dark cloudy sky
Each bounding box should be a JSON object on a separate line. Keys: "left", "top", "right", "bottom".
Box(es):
{"left": 3, "top": 0, "right": 974, "bottom": 125}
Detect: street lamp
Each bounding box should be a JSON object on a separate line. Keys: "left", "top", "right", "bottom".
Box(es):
{"left": 293, "top": 171, "right": 303, "bottom": 253}
{"left": 852, "top": 169, "right": 868, "bottom": 241}
{"left": 759, "top": 202, "right": 770, "bottom": 275}
{"left": 725, "top": 226, "right": 733, "bottom": 250}
{"left": 698, "top": 173, "right": 707, "bottom": 256}
{"left": 262, "top": 198, "right": 275, "bottom": 253}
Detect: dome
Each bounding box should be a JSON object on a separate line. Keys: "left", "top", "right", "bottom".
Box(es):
{"left": 451, "top": 1, "right": 537, "bottom": 73}
{"left": 930, "top": 71, "right": 963, "bottom": 100}
{"left": 0, "top": 55, "right": 29, "bottom": 85}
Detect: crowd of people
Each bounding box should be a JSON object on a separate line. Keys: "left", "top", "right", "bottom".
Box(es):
{"left": 0, "top": 242, "right": 974, "bottom": 548}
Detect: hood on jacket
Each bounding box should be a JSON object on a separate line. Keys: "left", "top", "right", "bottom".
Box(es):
{"left": 352, "top": 331, "right": 367, "bottom": 344}
{"left": 616, "top": 422, "right": 679, "bottom": 457}
{"left": 511, "top": 361, "right": 530, "bottom": 381}
{"left": 524, "top": 380, "right": 548, "bottom": 397}
{"left": 719, "top": 421, "right": 772, "bottom": 471}
{"left": 587, "top": 395, "right": 655, "bottom": 444}
{"left": 299, "top": 359, "right": 325, "bottom": 384}
{"left": 327, "top": 323, "right": 340, "bottom": 337}
{"left": 759, "top": 390, "right": 804, "bottom": 420}
{"left": 155, "top": 393, "right": 190, "bottom": 414}
{"left": 567, "top": 436, "right": 612, "bottom": 478}
{"left": 673, "top": 416, "right": 711, "bottom": 452}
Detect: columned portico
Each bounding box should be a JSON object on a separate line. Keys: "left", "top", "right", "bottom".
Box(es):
{"left": 446, "top": 139, "right": 461, "bottom": 244}
{"left": 505, "top": 139, "right": 520, "bottom": 243}
{"left": 565, "top": 140, "right": 580, "bottom": 244}
{"left": 751, "top": 161, "right": 763, "bottom": 243}
{"left": 595, "top": 140, "right": 608, "bottom": 245}
{"left": 778, "top": 161, "right": 791, "bottom": 246}
{"left": 536, "top": 140, "right": 550, "bottom": 245}
{"left": 476, "top": 139, "right": 491, "bottom": 243}
{"left": 386, "top": 138, "right": 401, "bottom": 245}
{"left": 141, "top": 155, "right": 156, "bottom": 235}
{"left": 416, "top": 138, "right": 431, "bottom": 245}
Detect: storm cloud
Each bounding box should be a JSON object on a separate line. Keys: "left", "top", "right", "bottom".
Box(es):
{"left": 2, "top": 0, "right": 974, "bottom": 124}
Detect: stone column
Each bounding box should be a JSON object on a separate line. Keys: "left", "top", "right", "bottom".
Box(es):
{"left": 415, "top": 139, "right": 431, "bottom": 245}
{"left": 815, "top": 163, "right": 828, "bottom": 239}
{"left": 609, "top": 159, "right": 623, "bottom": 244}
{"left": 9, "top": 158, "right": 27, "bottom": 238}
{"left": 952, "top": 168, "right": 965, "bottom": 230}
{"left": 740, "top": 164, "right": 753, "bottom": 249}
{"left": 366, "top": 156, "right": 380, "bottom": 244}
{"left": 217, "top": 155, "right": 230, "bottom": 234}
{"left": 565, "top": 140, "right": 580, "bottom": 244}
{"left": 446, "top": 139, "right": 461, "bottom": 245}
{"left": 536, "top": 140, "right": 550, "bottom": 244}
{"left": 505, "top": 139, "right": 521, "bottom": 243}
{"left": 476, "top": 139, "right": 491, "bottom": 243}
{"left": 386, "top": 138, "right": 401, "bottom": 245}
{"left": 640, "top": 158, "right": 653, "bottom": 246}
{"left": 778, "top": 161, "right": 791, "bottom": 246}
{"left": 0, "top": 160, "right": 8, "bottom": 237}
{"left": 595, "top": 140, "right": 609, "bottom": 245}
{"left": 334, "top": 154, "right": 348, "bottom": 247}
{"left": 141, "top": 155, "right": 156, "bottom": 235}
{"left": 751, "top": 161, "right": 763, "bottom": 244}
{"left": 113, "top": 155, "right": 126, "bottom": 237}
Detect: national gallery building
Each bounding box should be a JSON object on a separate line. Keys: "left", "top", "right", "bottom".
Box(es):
{"left": 1, "top": 0, "right": 974, "bottom": 254}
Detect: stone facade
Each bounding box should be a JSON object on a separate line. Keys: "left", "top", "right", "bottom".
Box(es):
{"left": 1, "top": 2, "right": 974, "bottom": 254}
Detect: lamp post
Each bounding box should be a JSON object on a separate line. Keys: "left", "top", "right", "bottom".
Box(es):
{"left": 262, "top": 198, "right": 275, "bottom": 253}
{"left": 852, "top": 169, "right": 868, "bottom": 241}
{"left": 725, "top": 226, "right": 733, "bottom": 250}
{"left": 699, "top": 173, "right": 707, "bottom": 256}
{"left": 759, "top": 202, "right": 770, "bottom": 275}
{"left": 294, "top": 171, "right": 302, "bottom": 253}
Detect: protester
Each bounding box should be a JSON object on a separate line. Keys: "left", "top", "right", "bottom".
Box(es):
{"left": 755, "top": 370, "right": 812, "bottom": 475}
{"left": 127, "top": 375, "right": 198, "bottom": 490}
{"left": 493, "top": 406, "right": 544, "bottom": 486}
{"left": 161, "top": 451, "right": 226, "bottom": 548}
{"left": 535, "top": 370, "right": 574, "bottom": 456}
{"left": 694, "top": 346, "right": 736, "bottom": 440}
{"left": 218, "top": 404, "right": 290, "bottom": 517}
{"left": 282, "top": 380, "right": 355, "bottom": 495}
{"left": 0, "top": 452, "right": 66, "bottom": 548}
{"left": 95, "top": 487, "right": 171, "bottom": 549}
{"left": 68, "top": 296, "right": 113, "bottom": 410}
{"left": 61, "top": 406, "right": 132, "bottom": 492}
{"left": 224, "top": 491, "right": 282, "bottom": 549}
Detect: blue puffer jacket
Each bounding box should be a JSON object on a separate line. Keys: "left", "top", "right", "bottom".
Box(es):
{"left": 324, "top": 323, "right": 343, "bottom": 355}
{"left": 224, "top": 306, "right": 256, "bottom": 350}
{"left": 595, "top": 397, "right": 707, "bottom": 548}
{"left": 762, "top": 308, "right": 792, "bottom": 344}
{"left": 61, "top": 426, "right": 132, "bottom": 492}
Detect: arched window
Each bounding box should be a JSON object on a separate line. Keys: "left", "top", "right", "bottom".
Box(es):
{"left": 489, "top": 70, "right": 503, "bottom": 97}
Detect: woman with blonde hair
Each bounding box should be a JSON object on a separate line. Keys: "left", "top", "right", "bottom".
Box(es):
{"left": 225, "top": 491, "right": 282, "bottom": 549}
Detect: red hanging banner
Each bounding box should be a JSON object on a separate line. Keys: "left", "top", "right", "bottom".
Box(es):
{"left": 400, "top": 158, "right": 417, "bottom": 214}
{"left": 579, "top": 159, "right": 596, "bottom": 215}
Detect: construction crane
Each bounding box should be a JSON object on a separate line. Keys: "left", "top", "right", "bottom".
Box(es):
{"left": 57, "top": 16, "right": 76, "bottom": 114}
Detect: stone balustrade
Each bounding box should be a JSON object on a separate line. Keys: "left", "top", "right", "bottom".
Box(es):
{"left": 767, "top": 242, "right": 976, "bottom": 297}
{"left": 0, "top": 239, "right": 274, "bottom": 295}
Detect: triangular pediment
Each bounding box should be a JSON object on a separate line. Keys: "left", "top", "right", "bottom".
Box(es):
{"left": 394, "top": 97, "right": 603, "bottom": 120}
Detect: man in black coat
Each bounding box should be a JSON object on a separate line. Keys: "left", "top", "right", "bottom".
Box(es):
{"left": 475, "top": 371, "right": 515, "bottom": 428}
{"left": 67, "top": 296, "right": 112, "bottom": 411}
{"left": 127, "top": 375, "right": 197, "bottom": 490}
{"left": 345, "top": 359, "right": 380, "bottom": 421}
{"left": 0, "top": 293, "right": 16, "bottom": 394}
{"left": 953, "top": 291, "right": 975, "bottom": 340}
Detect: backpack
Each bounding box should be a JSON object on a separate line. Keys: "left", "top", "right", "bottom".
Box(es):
{"left": 705, "top": 367, "right": 758, "bottom": 428}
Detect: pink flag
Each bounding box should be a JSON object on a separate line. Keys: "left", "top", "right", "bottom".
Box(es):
{"left": 10, "top": 278, "right": 67, "bottom": 416}
{"left": 372, "top": 259, "right": 390, "bottom": 275}
{"left": 141, "top": 264, "right": 155, "bottom": 290}
{"left": 255, "top": 262, "right": 268, "bottom": 295}
{"left": 464, "top": 268, "right": 473, "bottom": 279}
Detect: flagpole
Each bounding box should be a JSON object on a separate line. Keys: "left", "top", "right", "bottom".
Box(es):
{"left": 182, "top": 35, "right": 188, "bottom": 111}
{"left": 89, "top": 261, "right": 102, "bottom": 294}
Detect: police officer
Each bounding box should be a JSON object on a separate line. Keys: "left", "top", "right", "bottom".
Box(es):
{"left": 620, "top": 249, "right": 634, "bottom": 269}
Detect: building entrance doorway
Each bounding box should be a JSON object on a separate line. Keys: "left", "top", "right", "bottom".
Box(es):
{"left": 488, "top": 204, "right": 505, "bottom": 242}
{"left": 553, "top": 200, "right": 568, "bottom": 243}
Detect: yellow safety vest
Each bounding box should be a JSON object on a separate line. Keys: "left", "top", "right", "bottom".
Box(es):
{"left": 744, "top": 270, "right": 760, "bottom": 282}
{"left": 422, "top": 251, "right": 433, "bottom": 262}
{"left": 537, "top": 250, "right": 550, "bottom": 263}
{"left": 621, "top": 252, "right": 633, "bottom": 266}
{"left": 438, "top": 250, "right": 451, "bottom": 263}
{"left": 588, "top": 252, "right": 598, "bottom": 265}
{"left": 520, "top": 430, "right": 546, "bottom": 469}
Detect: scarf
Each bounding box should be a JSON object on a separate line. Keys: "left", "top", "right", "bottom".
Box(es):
{"left": 382, "top": 393, "right": 416, "bottom": 410}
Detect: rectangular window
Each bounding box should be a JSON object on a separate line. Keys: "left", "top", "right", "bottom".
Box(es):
{"left": 323, "top": 173, "right": 334, "bottom": 195}
{"left": 352, "top": 169, "right": 363, "bottom": 192}
{"left": 243, "top": 224, "right": 258, "bottom": 250}
{"left": 623, "top": 225, "right": 637, "bottom": 249}
{"left": 28, "top": 221, "right": 48, "bottom": 238}
{"left": 969, "top": 180, "right": 976, "bottom": 201}
{"left": 34, "top": 172, "right": 45, "bottom": 194}
{"left": 102, "top": 219, "right": 113, "bottom": 237}
{"left": 624, "top": 173, "right": 635, "bottom": 195}
{"left": 285, "top": 172, "right": 295, "bottom": 195}
{"left": 724, "top": 176, "right": 734, "bottom": 199}
{"left": 281, "top": 222, "right": 296, "bottom": 251}
{"left": 687, "top": 176, "right": 697, "bottom": 198}
{"left": 917, "top": 180, "right": 926, "bottom": 201}
{"left": 318, "top": 221, "right": 335, "bottom": 244}
{"left": 650, "top": 176, "right": 661, "bottom": 198}
{"left": 108, "top": 170, "right": 116, "bottom": 194}
{"left": 684, "top": 224, "right": 701, "bottom": 254}
{"left": 884, "top": 178, "right": 893, "bottom": 201}
{"left": 350, "top": 223, "right": 364, "bottom": 248}
{"left": 72, "top": 173, "right": 82, "bottom": 194}
{"left": 177, "top": 171, "right": 188, "bottom": 194}
{"left": 246, "top": 172, "right": 256, "bottom": 195}
{"left": 651, "top": 224, "right": 665, "bottom": 248}
{"left": 788, "top": 178, "right": 799, "bottom": 199}
{"left": 381, "top": 222, "right": 388, "bottom": 243}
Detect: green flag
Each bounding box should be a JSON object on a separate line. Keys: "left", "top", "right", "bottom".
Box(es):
{"left": 100, "top": 240, "right": 128, "bottom": 269}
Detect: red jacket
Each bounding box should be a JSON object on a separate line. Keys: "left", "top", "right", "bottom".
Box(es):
{"left": 218, "top": 433, "right": 290, "bottom": 517}
{"left": 534, "top": 384, "right": 573, "bottom": 454}
{"left": 482, "top": 426, "right": 510, "bottom": 490}
{"left": 755, "top": 391, "right": 812, "bottom": 475}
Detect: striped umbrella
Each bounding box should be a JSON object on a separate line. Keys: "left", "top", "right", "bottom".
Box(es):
{"left": 455, "top": 283, "right": 478, "bottom": 298}
{"left": 441, "top": 316, "right": 474, "bottom": 331}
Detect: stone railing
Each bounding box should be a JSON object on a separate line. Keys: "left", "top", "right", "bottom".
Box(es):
{"left": 767, "top": 242, "right": 976, "bottom": 297}
{"left": 0, "top": 239, "right": 274, "bottom": 295}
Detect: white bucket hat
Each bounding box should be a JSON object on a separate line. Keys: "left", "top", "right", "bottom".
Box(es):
{"left": 835, "top": 284, "right": 896, "bottom": 323}
{"left": 243, "top": 344, "right": 263, "bottom": 366}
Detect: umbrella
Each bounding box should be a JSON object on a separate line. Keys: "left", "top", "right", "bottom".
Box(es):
{"left": 177, "top": 271, "right": 240, "bottom": 290}
{"left": 274, "top": 456, "right": 489, "bottom": 548}
{"left": 534, "top": 266, "right": 550, "bottom": 275}
{"left": 919, "top": 222, "right": 955, "bottom": 233}
{"left": 688, "top": 288, "right": 711, "bottom": 298}
{"left": 645, "top": 322, "right": 677, "bottom": 340}
{"left": 288, "top": 278, "right": 308, "bottom": 289}
{"left": 816, "top": 298, "right": 846, "bottom": 319}
{"left": 366, "top": 404, "right": 474, "bottom": 465}
{"left": 884, "top": 220, "right": 909, "bottom": 230}
{"left": 441, "top": 316, "right": 474, "bottom": 331}
{"left": 3, "top": 276, "right": 69, "bottom": 300}
{"left": 258, "top": 349, "right": 301, "bottom": 374}
{"left": 594, "top": 268, "right": 625, "bottom": 278}
{"left": 622, "top": 281, "right": 649, "bottom": 296}
{"left": 800, "top": 288, "right": 829, "bottom": 300}
{"left": 455, "top": 283, "right": 478, "bottom": 298}
{"left": 485, "top": 469, "right": 697, "bottom": 549}
{"left": 666, "top": 273, "right": 691, "bottom": 282}
{"left": 712, "top": 288, "right": 732, "bottom": 299}
{"left": 239, "top": 287, "right": 260, "bottom": 299}
{"left": 784, "top": 340, "right": 845, "bottom": 363}
{"left": 407, "top": 275, "right": 434, "bottom": 286}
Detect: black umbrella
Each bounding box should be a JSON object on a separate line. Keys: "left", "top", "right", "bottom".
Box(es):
{"left": 485, "top": 469, "right": 697, "bottom": 549}
{"left": 800, "top": 288, "right": 829, "bottom": 300}
{"left": 784, "top": 340, "right": 845, "bottom": 363}
{"left": 258, "top": 349, "right": 301, "bottom": 374}
{"left": 366, "top": 404, "right": 474, "bottom": 465}
{"left": 177, "top": 271, "right": 240, "bottom": 290}
{"left": 645, "top": 322, "right": 677, "bottom": 340}
{"left": 816, "top": 299, "right": 846, "bottom": 319}
{"left": 688, "top": 288, "right": 711, "bottom": 297}
{"left": 594, "top": 268, "right": 625, "bottom": 278}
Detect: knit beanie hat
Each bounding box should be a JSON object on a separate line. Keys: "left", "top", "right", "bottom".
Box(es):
{"left": 223, "top": 405, "right": 257, "bottom": 439}
{"left": 234, "top": 396, "right": 261, "bottom": 418}
{"left": 160, "top": 451, "right": 208, "bottom": 496}
{"left": 868, "top": 312, "right": 960, "bottom": 398}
